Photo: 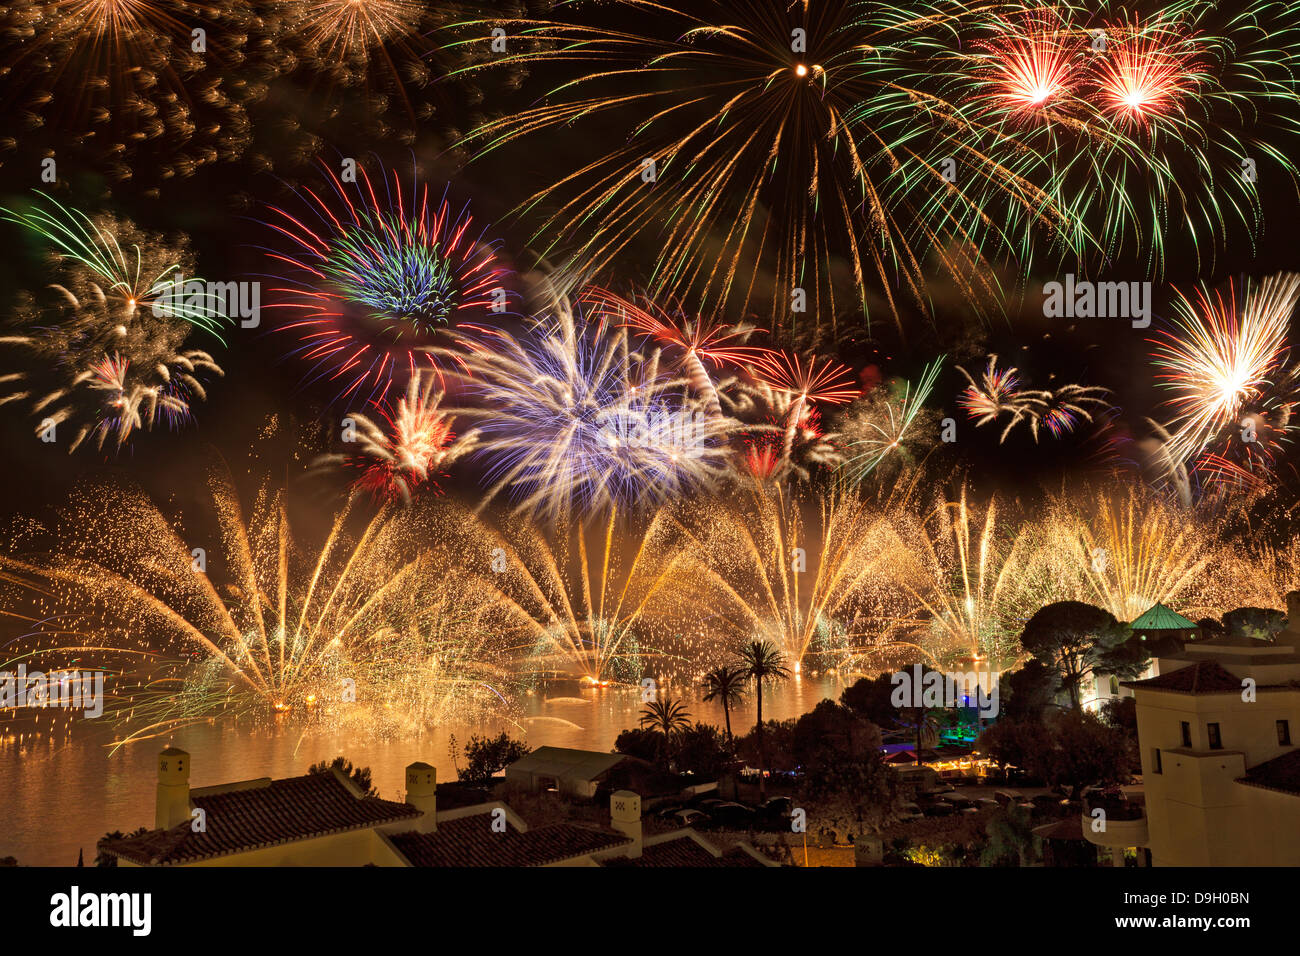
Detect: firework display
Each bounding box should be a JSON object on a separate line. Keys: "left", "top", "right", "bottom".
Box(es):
{"left": 1150, "top": 273, "right": 1300, "bottom": 488}
{"left": 449, "top": 292, "right": 744, "bottom": 523}
{"left": 0, "top": 0, "right": 271, "bottom": 183}
{"left": 442, "top": 0, "right": 1300, "bottom": 333}
{"left": 958, "top": 354, "right": 1110, "bottom": 443}
{"left": 0, "top": 195, "right": 227, "bottom": 452}
{"left": 312, "top": 370, "right": 480, "bottom": 504}
{"left": 259, "top": 159, "right": 511, "bottom": 406}
{"left": 7, "top": 0, "right": 1300, "bottom": 883}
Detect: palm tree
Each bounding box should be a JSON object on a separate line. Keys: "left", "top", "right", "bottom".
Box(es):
{"left": 701, "top": 665, "right": 746, "bottom": 741}
{"left": 898, "top": 707, "right": 941, "bottom": 766}
{"left": 735, "top": 639, "right": 791, "bottom": 799}
{"left": 639, "top": 697, "right": 692, "bottom": 767}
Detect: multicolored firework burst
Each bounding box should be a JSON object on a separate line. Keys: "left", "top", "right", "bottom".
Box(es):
{"left": 974, "top": 6, "right": 1078, "bottom": 119}
{"left": 447, "top": 0, "right": 1300, "bottom": 331}
{"left": 931, "top": 1, "right": 1300, "bottom": 274}
{"left": 958, "top": 354, "right": 1109, "bottom": 443}
{"left": 1092, "top": 14, "right": 1202, "bottom": 126}
{"left": 0, "top": 196, "right": 227, "bottom": 452}
{"left": 581, "top": 287, "right": 774, "bottom": 417}
{"left": 729, "top": 385, "right": 842, "bottom": 483}
{"left": 957, "top": 354, "right": 1045, "bottom": 441}
{"left": 442, "top": 0, "right": 1083, "bottom": 332}
{"left": 1150, "top": 273, "right": 1300, "bottom": 486}
{"left": 260, "top": 159, "right": 511, "bottom": 406}
{"left": 451, "top": 291, "right": 743, "bottom": 524}
{"left": 312, "top": 370, "right": 480, "bottom": 504}
{"left": 748, "top": 351, "right": 859, "bottom": 471}
{"left": 2, "top": 193, "right": 229, "bottom": 337}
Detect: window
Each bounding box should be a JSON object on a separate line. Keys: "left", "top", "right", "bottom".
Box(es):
{"left": 1279, "top": 720, "right": 1292, "bottom": 746}
{"left": 1180, "top": 721, "right": 1191, "bottom": 747}
{"left": 1109, "top": 676, "right": 1119, "bottom": 696}
{"left": 1207, "top": 723, "right": 1223, "bottom": 750}
{"left": 1151, "top": 748, "right": 1162, "bottom": 775}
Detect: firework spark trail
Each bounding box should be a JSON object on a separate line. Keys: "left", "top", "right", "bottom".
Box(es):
{"left": 1151, "top": 273, "right": 1300, "bottom": 476}
{"left": 749, "top": 351, "right": 859, "bottom": 469}
{"left": 2, "top": 193, "right": 229, "bottom": 338}
{"left": 901, "top": 486, "right": 1033, "bottom": 671}
{"left": 0, "top": 196, "right": 227, "bottom": 451}
{"left": 668, "top": 480, "right": 924, "bottom": 676}
{"left": 0, "top": 461, "right": 520, "bottom": 741}
{"left": 312, "top": 370, "right": 480, "bottom": 505}
{"left": 927, "top": 1, "right": 1300, "bottom": 275}
{"left": 1024, "top": 486, "right": 1218, "bottom": 622}
{"left": 448, "top": 291, "right": 745, "bottom": 524}
{"left": 1093, "top": 14, "right": 1202, "bottom": 126}
{"left": 469, "top": 506, "right": 688, "bottom": 684}
{"left": 580, "top": 286, "right": 775, "bottom": 417}
{"left": 258, "top": 159, "right": 510, "bottom": 407}
{"left": 0, "top": 0, "right": 268, "bottom": 181}
{"left": 957, "top": 354, "right": 1045, "bottom": 440}
{"left": 958, "top": 353, "right": 1109, "bottom": 443}
{"left": 724, "top": 382, "right": 840, "bottom": 483}
{"left": 441, "top": 0, "right": 1101, "bottom": 332}
{"left": 840, "top": 358, "right": 943, "bottom": 483}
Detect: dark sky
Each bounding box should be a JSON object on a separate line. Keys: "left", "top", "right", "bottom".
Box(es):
{"left": 2, "top": 5, "right": 1300, "bottom": 522}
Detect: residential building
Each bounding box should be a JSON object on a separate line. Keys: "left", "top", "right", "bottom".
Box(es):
{"left": 1088, "top": 593, "right": 1300, "bottom": 866}
{"left": 99, "top": 750, "right": 775, "bottom": 867}
{"left": 502, "top": 746, "right": 629, "bottom": 797}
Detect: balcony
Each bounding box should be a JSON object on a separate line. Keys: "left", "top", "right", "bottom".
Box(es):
{"left": 1081, "top": 798, "right": 1148, "bottom": 848}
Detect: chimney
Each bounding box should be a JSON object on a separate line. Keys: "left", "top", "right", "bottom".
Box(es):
{"left": 405, "top": 762, "right": 437, "bottom": 833}
{"left": 155, "top": 747, "right": 191, "bottom": 830}
{"left": 610, "top": 790, "right": 642, "bottom": 859}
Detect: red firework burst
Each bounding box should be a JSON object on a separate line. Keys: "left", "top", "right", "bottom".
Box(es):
{"left": 978, "top": 10, "right": 1081, "bottom": 118}
{"left": 1092, "top": 17, "right": 1199, "bottom": 124}
{"left": 750, "top": 351, "right": 860, "bottom": 406}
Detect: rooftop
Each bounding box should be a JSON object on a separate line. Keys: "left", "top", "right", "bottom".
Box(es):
{"left": 1237, "top": 749, "right": 1300, "bottom": 798}
{"left": 601, "top": 833, "right": 768, "bottom": 867}
{"left": 388, "top": 814, "right": 630, "bottom": 866}
{"left": 100, "top": 769, "right": 421, "bottom": 866}
{"left": 1129, "top": 603, "right": 1198, "bottom": 631}
{"left": 505, "top": 746, "right": 626, "bottom": 782}
{"left": 1123, "top": 660, "right": 1242, "bottom": 695}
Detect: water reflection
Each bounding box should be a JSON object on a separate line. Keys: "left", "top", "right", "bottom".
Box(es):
{"left": 0, "top": 674, "right": 838, "bottom": 865}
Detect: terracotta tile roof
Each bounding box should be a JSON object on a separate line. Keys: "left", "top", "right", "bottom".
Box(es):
{"left": 1237, "top": 749, "right": 1300, "bottom": 798}
{"left": 100, "top": 771, "right": 420, "bottom": 866}
{"left": 1123, "top": 660, "right": 1242, "bottom": 694}
{"left": 389, "top": 814, "right": 630, "bottom": 866}
{"left": 602, "top": 833, "right": 767, "bottom": 867}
